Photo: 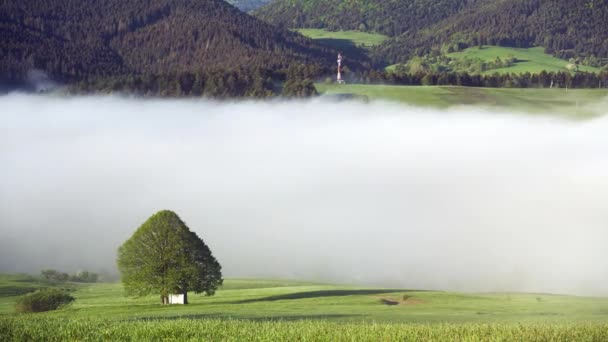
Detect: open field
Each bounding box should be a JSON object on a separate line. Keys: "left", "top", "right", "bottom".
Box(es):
{"left": 5, "top": 278, "right": 608, "bottom": 323}
{"left": 295, "top": 29, "right": 388, "bottom": 50}
{"left": 317, "top": 83, "right": 608, "bottom": 117}
{"left": 2, "top": 274, "right": 608, "bottom": 340}
{"left": 3, "top": 318, "right": 608, "bottom": 341}
{"left": 447, "top": 46, "right": 601, "bottom": 74}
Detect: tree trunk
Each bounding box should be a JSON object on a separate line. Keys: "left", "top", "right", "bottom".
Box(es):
{"left": 183, "top": 291, "right": 188, "bottom": 304}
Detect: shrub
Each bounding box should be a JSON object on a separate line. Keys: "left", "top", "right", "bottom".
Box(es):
{"left": 15, "top": 288, "right": 75, "bottom": 313}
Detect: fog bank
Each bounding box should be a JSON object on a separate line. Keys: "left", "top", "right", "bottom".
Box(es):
{"left": 1, "top": 94, "right": 608, "bottom": 295}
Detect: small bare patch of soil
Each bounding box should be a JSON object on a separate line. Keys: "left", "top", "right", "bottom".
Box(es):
{"left": 380, "top": 298, "right": 399, "bottom": 305}
{"left": 374, "top": 295, "right": 426, "bottom": 306}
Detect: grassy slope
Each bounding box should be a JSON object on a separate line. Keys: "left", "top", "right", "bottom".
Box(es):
{"left": 3, "top": 275, "right": 608, "bottom": 340}
{"left": 386, "top": 46, "right": 601, "bottom": 74}
{"left": 295, "top": 29, "right": 388, "bottom": 49}
{"left": 447, "top": 46, "right": 600, "bottom": 74}
{"left": 316, "top": 84, "right": 608, "bottom": 117}
{"left": 2, "top": 275, "right": 608, "bottom": 324}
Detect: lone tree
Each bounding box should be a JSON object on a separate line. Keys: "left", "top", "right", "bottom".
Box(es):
{"left": 117, "top": 210, "right": 222, "bottom": 304}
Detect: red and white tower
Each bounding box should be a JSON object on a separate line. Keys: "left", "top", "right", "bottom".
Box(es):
{"left": 337, "top": 53, "right": 345, "bottom": 84}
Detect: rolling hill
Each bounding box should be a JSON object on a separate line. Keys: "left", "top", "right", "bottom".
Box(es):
{"left": 0, "top": 0, "right": 335, "bottom": 83}
{"left": 385, "top": 46, "right": 602, "bottom": 75}
{"left": 2, "top": 274, "right": 608, "bottom": 339}
{"left": 446, "top": 46, "right": 601, "bottom": 74}
{"left": 256, "top": 0, "right": 608, "bottom": 68}
{"left": 255, "top": 0, "right": 475, "bottom": 36}
{"left": 374, "top": 0, "right": 608, "bottom": 65}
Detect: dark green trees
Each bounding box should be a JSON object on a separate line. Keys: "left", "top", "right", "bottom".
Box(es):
{"left": 117, "top": 210, "right": 222, "bottom": 304}
{"left": 0, "top": 0, "right": 335, "bottom": 85}
{"left": 40, "top": 269, "right": 69, "bottom": 282}
{"left": 282, "top": 79, "right": 318, "bottom": 97}
{"left": 15, "top": 289, "right": 75, "bottom": 313}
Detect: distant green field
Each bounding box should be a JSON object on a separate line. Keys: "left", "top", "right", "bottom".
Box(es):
{"left": 447, "top": 46, "right": 600, "bottom": 74}
{"left": 2, "top": 274, "right": 608, "bottom": 340}
{"left": 295, "top": 29, "right": 388, "bottom": 49}
{"left": 386, "top": 46, "right": 601, "bottom": 75}
{"left": 317, "top": 83, "right": 608, "bottom": 117}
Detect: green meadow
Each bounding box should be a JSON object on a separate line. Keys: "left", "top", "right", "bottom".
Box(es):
{"left": 295, "top": 28, "right": 388, "bottom": 50}
{"left": 447, "top": 46, "right": 601, "bottom": 74}
{"left": 317, "top": 83, "right": 608, "bottom": 117}
{"left": 2, "top": 274, "right": 608, "bottom": 340}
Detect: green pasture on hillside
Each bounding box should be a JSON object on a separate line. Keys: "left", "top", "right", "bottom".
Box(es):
{"left": 447, "top": 46, "right": 601, "bottom": 74}
{"left": 2, "top": 274, "right": 608, "bottom": 340}
{"left": 386, "top": 46, "right": 602, "bottom": 75}
{"left": 295, "top": 29, "right": 388, "bottom": 50}
{"left": 317, "top": 84, "right": 608, "bottom": 117}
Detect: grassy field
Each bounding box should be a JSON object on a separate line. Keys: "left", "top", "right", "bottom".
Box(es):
{"left": 2, "top": 274, "right": 608, "bottom": 340}
{"left": 295, "top": 29, "right": 388, "bottom": 49}
{"left": 447, "top": 46, "right": 601, "bottom": 74}
{"left": 4, "top": 318, "right": 608, "bottom": 341}
{"left": 317, "top": 83, "right": 608, "bottom": 117}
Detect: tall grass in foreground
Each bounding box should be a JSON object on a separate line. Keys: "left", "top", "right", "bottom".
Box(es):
{"left": 2, "top": 317, "right": 608, "bottom": 341}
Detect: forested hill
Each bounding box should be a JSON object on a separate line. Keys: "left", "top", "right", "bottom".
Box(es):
{"left": 254, "top": 0, "right": 476, "bottom": 36}
{"left": 374, "top": 0, "right": 608, "bottom": 65}
{"left": 0, "top": 0, "right": 335, "bottom": 83}
{"left": 255, "top": 0, "right": 608, "bottom": 67}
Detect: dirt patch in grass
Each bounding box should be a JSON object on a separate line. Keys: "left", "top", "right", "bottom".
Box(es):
{"left": 375, "top": 295, "right": 426, "bottom": 306}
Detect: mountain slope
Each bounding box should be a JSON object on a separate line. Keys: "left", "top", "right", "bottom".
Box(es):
{"left": 0, "top": 0, "right": 335, "bottom": 82}
{"left": 255, "top": 0, "right": 608, "bottom": 67}
{"left": 254, "top": 0, "right": 479, "bottom": 36}
{"left": 372, "top": 0, "right": 608, "bottom": 65}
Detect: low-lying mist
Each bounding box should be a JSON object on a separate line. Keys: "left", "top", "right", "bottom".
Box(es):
{"left": 1, "top": 94, "right": 607, "bottom": 296}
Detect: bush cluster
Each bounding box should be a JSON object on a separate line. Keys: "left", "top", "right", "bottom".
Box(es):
{"left": 15, "top": 289, "right": 75, "bottom": 313}
{"left": 41, "top": 269, "right": 98, "bottom": 283}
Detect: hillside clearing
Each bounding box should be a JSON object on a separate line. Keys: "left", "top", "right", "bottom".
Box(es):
{"left": 447, "top": 46, "right": 601, "bottom": 74}
{"left": 295, "top": 29, "right": 388, "bottom": 50}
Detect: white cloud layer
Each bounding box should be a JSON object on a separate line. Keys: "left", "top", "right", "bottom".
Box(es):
{"left": 1, "top": 94, "right": 608, "bottom": 295}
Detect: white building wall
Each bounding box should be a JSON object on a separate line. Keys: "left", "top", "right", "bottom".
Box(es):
{"left": 168, "top": 294, "right": 185, "bottom": 304}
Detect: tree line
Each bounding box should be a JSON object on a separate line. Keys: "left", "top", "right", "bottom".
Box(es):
{"left": 69, "top": 68, "right": 607, "bottom": 98}
{"left": 41, "top": 269, "right": 99, "bottom": 283}
{"left": 348, "top": 70, "right": 608, "bottom": 89}
{"left": 68, "top": 64, "right": 324, "bottom": 97}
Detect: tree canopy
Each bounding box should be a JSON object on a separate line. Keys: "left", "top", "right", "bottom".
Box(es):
{"left": 117, "top": 210, "right": 222, "bottom": 304}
